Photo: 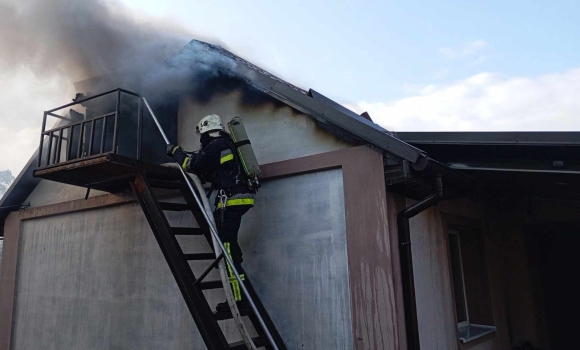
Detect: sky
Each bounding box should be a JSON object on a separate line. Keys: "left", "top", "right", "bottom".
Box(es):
{"left": 1, "top": 0, "right": 580, "bottom": 176}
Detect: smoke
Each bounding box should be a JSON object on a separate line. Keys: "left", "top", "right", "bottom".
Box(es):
{"left": 1, "top": 0, "right": 251, "bottom": 97}
{"left": 0, "top": 0, "right": 189, "bottom": 81}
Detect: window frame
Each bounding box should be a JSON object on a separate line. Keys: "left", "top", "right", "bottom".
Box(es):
{"left": 449, "top": 229, "right": 470, "bottom": 329}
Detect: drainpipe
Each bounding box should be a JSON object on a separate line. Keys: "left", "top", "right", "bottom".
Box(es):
{"left": 398, "top": 175, "right": 444, "bottom": 350}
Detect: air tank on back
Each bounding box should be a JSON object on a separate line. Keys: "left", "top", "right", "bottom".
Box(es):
{"left": 227, "top": 116, "right": 261, "bottom": 190}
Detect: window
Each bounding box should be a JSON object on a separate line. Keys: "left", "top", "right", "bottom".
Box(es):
{"left": 447, "top": 227, "right": 497, "bottom": 343}
{"left": 449, "top": 231, "right": 469, "bottom": 328}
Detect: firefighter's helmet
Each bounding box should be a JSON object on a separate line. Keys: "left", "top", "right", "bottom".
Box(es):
{"left": 196, "top": 114, "right": 224, "bottom": 134}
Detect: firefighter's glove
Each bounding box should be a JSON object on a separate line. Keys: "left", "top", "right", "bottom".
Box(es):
{"left": 166, "top": 144, "right": 188, "bottom": 170}
{"left": 166, "top": 144, "right": 181, "bottom": 156}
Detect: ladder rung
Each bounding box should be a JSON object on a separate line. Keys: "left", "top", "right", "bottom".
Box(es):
{"left": 171, "top": 227, "right": 206, "bottom": 236}
{"left": 159, "top": 202, "right": 190, "bottom": 211}
{"left": 229, "top": 337, "right": 269, "bottom": 349}
{"left": 198, "top": 280, "right": 223, "bottom": 290}
{"left": 148, "top": 178, "right": 186, "bottom": 189}
{"left": 214, "top": 308, "right": 250, "bottom": 321}
{"left": 184, "top": 253, "right": 217, "bottom": 261}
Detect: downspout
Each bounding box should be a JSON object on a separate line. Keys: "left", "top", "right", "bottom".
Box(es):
{"left": 398, "top": 174, "right": 444, "bottom": 350}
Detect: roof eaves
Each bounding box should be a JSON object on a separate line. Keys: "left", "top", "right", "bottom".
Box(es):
{"left": 308, "top": 89, "right": 390, "bottom": 134}
{"left": 396, "top": 131, "right": 580, "bottom": 146}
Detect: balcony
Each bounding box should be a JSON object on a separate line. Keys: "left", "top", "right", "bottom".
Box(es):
{"left": 33, "top": 88, "right": 179, "bottom": 193}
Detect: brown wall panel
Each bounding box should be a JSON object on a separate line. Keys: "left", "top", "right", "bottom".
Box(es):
{"left": 265, "top": 146, "right": 404, "bottom": 349}
{"left": 342, "top": 147, "right": 402, "bottom": 350}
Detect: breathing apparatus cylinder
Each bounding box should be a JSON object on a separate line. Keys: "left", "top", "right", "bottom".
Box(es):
{"left": 227, "top": 116, "right": 261, "bottom": 189}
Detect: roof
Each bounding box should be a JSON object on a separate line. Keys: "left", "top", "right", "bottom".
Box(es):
{"left": 395, "top": 131, "right": 580, "bottom": 146}
{"left": 397, "top": 131, "right": 580, "bottom": 201}
{"left": 186, "top": 40, "right": 426, "bottom": 163}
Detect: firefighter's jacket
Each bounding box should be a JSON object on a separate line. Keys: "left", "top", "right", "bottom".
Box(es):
{"left": 186, "top": 133, "right": 255, "bottom": 208}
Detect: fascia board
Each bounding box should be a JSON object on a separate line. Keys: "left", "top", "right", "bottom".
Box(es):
{"left": 308, "top": 89, "right": 391, "bottom": 134}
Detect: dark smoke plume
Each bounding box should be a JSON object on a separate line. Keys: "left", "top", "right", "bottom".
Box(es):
{"left": 0, "top": 0, "right": 239, "bottom": 94}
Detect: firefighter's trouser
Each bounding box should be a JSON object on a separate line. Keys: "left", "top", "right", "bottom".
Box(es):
{"left": 214, "top": 205, "right": 251, "bottom": 301}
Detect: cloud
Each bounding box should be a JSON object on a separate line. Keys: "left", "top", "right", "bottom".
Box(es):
{"left": 348, "top": 68, "right": 580, "bottom": 131}
{"left": 439, "top": 40, "right": 488, "bottom": 60}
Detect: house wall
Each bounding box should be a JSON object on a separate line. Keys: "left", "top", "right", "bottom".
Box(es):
{"left": 178, "top": 91, "right": 352, "bottom": 165}
{"left": 8, "top": 167, "right": 352, "bottom": 350}
{"left": 2, "top": 145, "right": 398, "bottom": 350}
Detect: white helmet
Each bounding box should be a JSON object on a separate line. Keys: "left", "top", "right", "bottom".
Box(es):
{"left": 196, "top": 114, "right": 224, "bottom": 134}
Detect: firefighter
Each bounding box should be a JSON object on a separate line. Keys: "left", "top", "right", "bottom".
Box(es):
{"left": 166, "top": 114, "right": 255, "bottom": 312}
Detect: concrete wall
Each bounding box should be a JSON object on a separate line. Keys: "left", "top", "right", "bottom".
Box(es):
{"left": 10, "top": 168, "right": 351, "bottom": 350}
{"left": 178, "top": 91, "right": 352, "bottom": 165}
{"left": 26, "top": 181, "right": 107, "bottom": 208}
{"left": 0, "top": 238, "right": 3, "bottom": 275}
{"left": 11, "top": 203, "right": 205, "bottom": 350}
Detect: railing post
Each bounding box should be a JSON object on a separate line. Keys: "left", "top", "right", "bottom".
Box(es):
{"left": 38, "top": 112, "right": 47, "bottom": 167}
{"left": 47, "top": 131, "right": 54, "bottom": 166}
{"left": 77, "top": 122, "right": 85, "bottom": 159}
{"left": 100, "top": 116, "right": 108, "bottom": 154}
{"left": 137, "top": 97, "right": 143, "bottom": 160}
{"left": 113, "top": 89, "right": 121, "bottom": 154}
{"left": 66, "top": 126, "right": 74, "bottom": 161}
{"left": 55, "top": 129, "right": 63, "bottom": 163}
{"left": 88, "top": 119, "right": 96, "bottom": 156}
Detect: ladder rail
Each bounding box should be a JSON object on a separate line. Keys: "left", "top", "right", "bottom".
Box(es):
{"left": 130, "top": 174, "right": 230, "bottom": 349}
{"left": 189, "top": 171, "right": 257, "bottom": 350}
{"left": 142, "top": 97, "right": 281, "bottom": 350}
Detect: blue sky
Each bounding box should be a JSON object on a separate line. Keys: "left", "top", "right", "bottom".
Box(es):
{"left": 1, "top": 0, "right": 580, "bottom": 174}
{"left": 120, "top": 0, "right": 580, "bottom": 102}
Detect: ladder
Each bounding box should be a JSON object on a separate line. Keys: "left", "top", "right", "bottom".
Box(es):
{"left": 130, "top": 98, "right": 286, "bottom": 350}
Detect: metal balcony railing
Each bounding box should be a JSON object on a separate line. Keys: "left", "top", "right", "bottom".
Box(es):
{"left": 37, "top": 88, "right": 144, "bottom": 168}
